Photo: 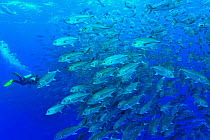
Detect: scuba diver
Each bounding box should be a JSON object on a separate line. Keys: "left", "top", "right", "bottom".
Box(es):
{"left": 3, "top": 72, "right": 39, "bottom": 87}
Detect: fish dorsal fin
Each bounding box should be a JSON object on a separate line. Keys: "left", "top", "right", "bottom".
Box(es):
{"left": 90, "top": 57, "right": 95, "bottom": 62}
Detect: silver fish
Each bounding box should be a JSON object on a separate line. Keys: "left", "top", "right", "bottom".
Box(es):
{"left": 37, "top": 69, "right": 60, "bottom": 88}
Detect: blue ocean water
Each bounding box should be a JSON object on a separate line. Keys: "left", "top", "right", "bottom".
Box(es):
{"left": 0, "top": 0, "right": 210, "bottom": 140}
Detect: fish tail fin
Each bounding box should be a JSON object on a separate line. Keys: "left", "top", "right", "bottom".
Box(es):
{"left": 55, "top": 68, "right": 61, "bottom": 72}
{"left": 3, "top": 79, "right": 14, "bottom": 87}
{"left": 84, "top": 46, "right": 92, "bottom": 54}
{"left": 172, "top": 18, "right": 178, "bottom": 27}
{"left": 147, "top": 4, "right": 153, "bottom": 14}
{"left": 128, "top": 50, "right": 134, "bottom": 58}
{"left": 117, "top": 29, "right": 123, "bottom": 41}
{"left": 78, "top": 36, "right": 81, "bottom": 42}
{"left": 78, "top": 118, "right": 89, "bottom": 127}
{"left": 94, "top": 15, "right": 101, "bottom": 23}
{"left": 199, "top": 4, "right": 204, "bottom": 8}
{"left": 110, "top": 22, "right": 117, "bottom": 29}
{"left": 90, "top": 57, "right": 95, "bottom": 63}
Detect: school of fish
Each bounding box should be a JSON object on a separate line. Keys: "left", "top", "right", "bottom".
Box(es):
{"left": 32, "top": 0, "right": 210, "bottom": 139}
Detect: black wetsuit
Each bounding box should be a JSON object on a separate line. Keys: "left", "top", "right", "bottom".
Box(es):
{"left": 13, "top": 74, "right": 39, "bottom": 86}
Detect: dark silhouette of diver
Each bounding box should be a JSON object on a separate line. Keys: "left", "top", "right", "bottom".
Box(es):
{"left": 4, "top": 72, "right": 39, "bottom": 87}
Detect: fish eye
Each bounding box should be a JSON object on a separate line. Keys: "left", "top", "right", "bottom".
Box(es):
{"left": 199, "top": 24, "right": 204, "bottom": 27}
{"left": 84, "top": 27, "right": 87, "bottom": 29}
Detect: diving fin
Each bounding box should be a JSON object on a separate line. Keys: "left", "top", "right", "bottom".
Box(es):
{"left": 3, "top": 79, "right": 14, "bottom": 87}
{"left": 24, "top": 74, "right": 32, "bottom": 78}
{"left": 12, "top": 72, "right": 21, "bottom": 77}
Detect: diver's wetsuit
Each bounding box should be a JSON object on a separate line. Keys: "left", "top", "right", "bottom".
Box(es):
{"left": 13, "top": 74, "right": 39, "bottom": 86}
